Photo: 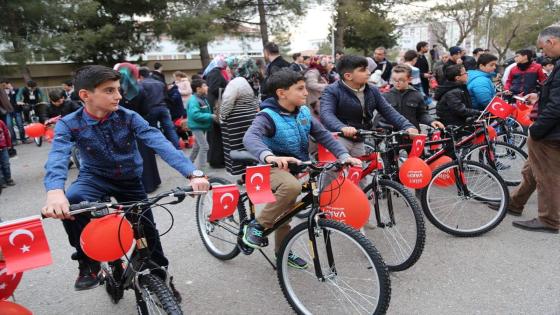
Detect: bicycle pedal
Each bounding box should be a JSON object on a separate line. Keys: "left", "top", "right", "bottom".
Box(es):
{"left": 237, "top": 241, "right": 254, "bottom": 255}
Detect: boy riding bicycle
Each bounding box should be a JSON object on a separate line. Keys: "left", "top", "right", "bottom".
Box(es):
{"left": 242, "top": 69, "right": 361, "bottom": 269}
{"left": 41, "top": 65, "right": 210, "bottom": 290}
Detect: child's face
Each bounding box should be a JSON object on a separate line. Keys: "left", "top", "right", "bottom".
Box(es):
{"left": 344, "top": 66, "right": 370, "bottom": 86}
{"left": 456, "top": 68, "right": 468, "bottom": 84}
{"left": 479, "top": 61, "right": 497, "bottom": 73}
{"left": 514, "top": 54, "right": 528, "bottom": 64}
{"left": 79, "top": 80, "right": 122, "bottom": 113}
{"left": 544, "top": 64, "right": 554, "bottom": 73}
{"left": 197, "top": 84, "right": 208, "bottom": 95}
{"left": 391, "top": 72, "right": 411, "bottom": 91}
{"left": 277, "top": 80, "right": 308, "bottom": 107}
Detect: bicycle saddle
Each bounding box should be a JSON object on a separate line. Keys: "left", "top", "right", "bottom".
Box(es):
{"left": 230, "top": 150, "right": 259, "bottom": 165}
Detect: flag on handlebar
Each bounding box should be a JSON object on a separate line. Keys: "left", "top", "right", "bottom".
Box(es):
{"left": 486, "top": 96, "right": 514, "bottom": 119}
{"left": 317, "top": 134, "right": 338, "bottom": 162}
{"left": 346, "top": 166, "right": 363, "bottom": 185}
{"left": 245, "top": 165, "right": 276, "bottom": 204}
{"left": 409, "top": 134, "right": 427, "bottom": 158}
{"left": 0, "top": 216, "right": 52, "bottom": 274}
{"left": 430, "top": 131, "right": 443, "bottom": 150}
{"left": 0, "top": 260, "right": 23, "bottom": 300}
{"left": 210, "top": 185, "right": 240, "bottom": 221}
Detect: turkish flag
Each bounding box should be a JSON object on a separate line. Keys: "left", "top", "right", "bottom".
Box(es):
{"left": 409, "top": 134, "right": 427, "bottom": 158}
{"left": 487, "top": 96, "right": 514, "bottom": 119}
{"left": 209, "top": 185, "right": 240, "bottom": 221}
{"left": 0, "top": 216, "right": 52, "bottom": 274}
{"left": 346, "top": 166, "right": 363, "bottom": 185}
{"left": 245, "top": 165, "right": 276, "bottom": 204}
{"left": 0, "top": 261, "right": 23, "bottom": 300}
{"left": 430, "top": 131, "right": 443, "bottom": 150}
{"left": 317, "top": 134, "right": 338, "bottom": 162}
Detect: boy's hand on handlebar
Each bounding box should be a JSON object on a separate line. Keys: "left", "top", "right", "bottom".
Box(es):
{"left": 42, "top": 189, "right": 73, "bottom": 220}
{"left": 405, "top": 128, "right": 420, "bottom": 136}
{"left": 190, "top": 177, "right": 210, "bottom": 192}
{"left": 340, "top": 126, "right": 358, "bottom": 138}
{"left": 431, "top": 121, "right": 445, "bottom": 129}
{"left": 265, "top": 156, "right": 301, "bottom": 170}
{"left": 525, "top": 93, "right": 539, "bottom": 105}
{"left": 341, "top": 157, "right": 362, "bottom": 167}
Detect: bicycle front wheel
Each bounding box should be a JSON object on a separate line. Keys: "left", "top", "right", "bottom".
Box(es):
{"left": 421, "top": 160, "right": 509, "bottom": 237}
{"left": 135, "top": 274, "right": 183, "bottom": 315}
{"left": 362, "top": 179, "right": 425, "bottom": 272}
{"left": 496, "top": 131, "right": 527, "bottom": 151}
{"left": 277, "top": 219, "right": 391, "bottom": 315}
{"left": 195, "top": 177, "right": 241, "bottom": 260}
{"left": 34, "top": 136, "right": 42, "bottom": 147}
{"left": 463, "top": 141, "right": 527, "bottom": 186}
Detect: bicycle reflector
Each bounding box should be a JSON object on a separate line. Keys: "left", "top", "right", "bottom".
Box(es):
{"left": 80, "top": 214, "right": 134, "bottom": 262}
{"left": 24, "top": 123, "right": 45, "bottom": 138}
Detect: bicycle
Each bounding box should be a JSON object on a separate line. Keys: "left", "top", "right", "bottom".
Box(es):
{"left": 23, "top": 102, "right": 49, "bottom": 147}
{"left": 55, "top": 187, "right": 201, "bottom": 315}
{"left": 195, "top": 150, "right": 391, "bottom": 315}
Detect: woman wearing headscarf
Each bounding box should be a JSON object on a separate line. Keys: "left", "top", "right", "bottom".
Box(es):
{"left": 304, "top": 55, "right": 329, "bottom": 118}
{"left": 114, "top": 62, "right": 161, "bottom": 193}
{"left": 203, "top": 56, "right": 229, "bottom": 168}
{"left": 220, "top": 56, "right": 261, "bottom": 175}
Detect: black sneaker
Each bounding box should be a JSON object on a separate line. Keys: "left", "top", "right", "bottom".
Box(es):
{"left": 5, "top": 179, "right": 15, "bottom": 186}
{"left": 287, "top": 251, "right": 308, "bottom": 269}
{"left": 242, "top": 220, "right": 268, "bottom": 248}
{"left": 75, "top": 260, "right": 101, "bottom": 291}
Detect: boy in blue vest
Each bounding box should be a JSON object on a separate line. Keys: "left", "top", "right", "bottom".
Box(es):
{"left": 243, "top": 69, "right": 361, "bottom": 269}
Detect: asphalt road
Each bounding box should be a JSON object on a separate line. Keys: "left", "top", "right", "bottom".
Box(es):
{"left": 1, "top": 143, "right": 559, "bottom": 315}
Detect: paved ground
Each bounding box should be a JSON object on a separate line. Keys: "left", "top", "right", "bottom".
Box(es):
{"left": 1, "top": 143, "right": 559, "bottom": 315}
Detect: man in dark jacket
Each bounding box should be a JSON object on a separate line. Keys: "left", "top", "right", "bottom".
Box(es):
{"left": 378, "top": 65, "right": 444, "bottom": 130}
{"left": 320, "top": 55, "right": 417, "bottom": 156}
{"left": 416, "top": 41, "right": 431, "bottom": 95}
{"left": 435, "top": 64, "right": 480, "bottom": 126}
{"left": 261, "top": 42, "right": 291, "bottom": 100}
{"left": 47, "top": 89, "right": 81, "bottom": 118}
{"left": 511, "top": 26, "right": 560, "bottom": 234}
{"left": 150, "top": 62, "right": 166, "bottom": 84}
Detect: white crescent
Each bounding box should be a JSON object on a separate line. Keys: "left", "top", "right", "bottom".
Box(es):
{"left": 250, "top": 173, "right": 264, "bottom": 185}
{"left": 8, "top": 229, "right": 34, "bottom": 246}
{"left": 490, "top": 102, "right": 503, "bottom": 112}
{"left": 350, "top": 171, "right": 361, "bottom": 180}
{"left": 415, "top": 139, "right": 423, "bottom": 148}
{"left": 0, "top": 268, "right": 17, "bottom": 280}
{"left": 220, "top": 193, "right": 235, "bottom": 204}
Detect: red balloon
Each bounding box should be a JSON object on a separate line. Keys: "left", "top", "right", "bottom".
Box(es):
{"left": 80, "top": 214, "right": 134, "bottom": 262}
{"left": 44, "top": 128, "right": 55, "bottom": 142}
{"left": 178, "top": 138, "right": 186, "bottom": 149}
{"left": 0, "top": 300, "right": 32, "bottom": 315}
{"left": 429, "top": 156, "right": 455, "bottom": 187}
{"left": 24, "top": 123, "right": 45, "bottom": 138}
{"left": 0, "top": 261, "right": 23, "bottom": 300}
{"left": 188, "top": 135, "right": 195, "bottom": 147}
{"left": 473, "top": 126, "right": 497, "bottom": 145}
{"left": 516, "top": 109, "right": 532, "bottom": 127}
{"left": 320, "top": 178, "right": 370, "bottom": 229}
{"left": 399, "top": 157, "right": 432, "bottom": 189}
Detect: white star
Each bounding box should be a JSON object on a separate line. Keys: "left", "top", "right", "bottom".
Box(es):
{"left": 0, "top": 283, "right": 5, "bottom": 290}
{"left": 224, "top": 205, "right": 228, "bottom": 209}
{"left": 20, "top": 244, "right": 30, "bottom": 253}
{"left": 256, "top": 185, "right": 261, "bottom": 191}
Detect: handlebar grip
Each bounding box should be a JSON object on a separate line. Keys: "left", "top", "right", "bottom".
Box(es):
{"left": 69, "top": 201, "right": 93, "bottom": 211}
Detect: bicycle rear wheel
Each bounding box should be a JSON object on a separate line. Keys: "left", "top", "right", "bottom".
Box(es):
{"left": 463, "top": 141, "right": 527, "bottom": 186}
{"left": 135, "top": 274, "right": 183, "bottom": 315}
{"left": 277, "top": 219, "right": 391, "bottom": 315}
{"left": 34, "top": 136, "right": 43, "bottom": 147}
{"left": 195, "top": 177, "right": 241, "bottom": 260}
{"left": 421, "top": 160, "right": 508, "bottom": 237}
{"left": 362, "top": 179, "right": 425, "bottom": 272}
{"left": 496, "top": 131, "right": 527, "bottom": 151}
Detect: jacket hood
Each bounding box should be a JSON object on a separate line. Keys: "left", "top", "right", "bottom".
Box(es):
{"left": 434, "top": 81, "right": 465, "bottom": 101}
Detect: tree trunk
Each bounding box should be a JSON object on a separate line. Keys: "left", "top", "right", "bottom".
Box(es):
{"left": 257, "top": 0, "right": 269, "bottom": 47}
{"left": 20, "top": 65, "right": 32, "bottom": 82}
{"left": 199, "top": 41, "right": 211, "bottom": 69}
{"left": 334, "top": 0, "right": 349, "bottom": 52}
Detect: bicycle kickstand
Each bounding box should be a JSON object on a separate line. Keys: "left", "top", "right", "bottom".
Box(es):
{"left": 258, "top": 249, "right": 277, "bottom": 270}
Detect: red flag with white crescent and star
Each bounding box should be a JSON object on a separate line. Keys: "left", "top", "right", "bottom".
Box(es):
{"left": 409, "top": 134, "right": 427, "bottom": 158}
{"left": 487, "top": 96, "right": 514, "bottom": 119}
{"left": 346, "top": 166, "right": 363, "bottom": 185}
{"left": 209, "top": 184, "right": 240, "bottom": 221}
{"left": 0, "top": 216, "right": 52, "bottom": 274}
{"left": 0, "top": 261, "right": 23, "bottom": 300}
{"left": 245, "top": 165, "right": 276, "bottom": 204}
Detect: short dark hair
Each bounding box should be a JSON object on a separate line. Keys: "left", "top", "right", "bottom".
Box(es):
{"left": 392, "top": 64, "right": 412, "bottom": 77}
{"left": 264, "top": 42, "right": 280, "bottom": 54}
{"left": 445, "top": 64, "right": 465, "bottom": 82}
{"left": 154, "top": 62, "right": 162, "bottom": 70}
{"left": 63, "top": 79, "right": 73, "bottom": 87}
{"left": 472, "top": 48, "right": 485, "bottom": 55}
{"left": 540, "top": 57, "right": 554, "bottom": 66}
{"left": 191, "top": 74, "right": 202, "bottom": 81}
{"left": 138, "top": 67, "right": 151, "bottom": 78}
{"left": 403, "top": 50, "right": 418, "bottom": 62}
{"left": 49, "top": 89, "right": 65, "bottom": 102}
{"left": 477, "top": 53, "right": 498, "bottom": 67}
{"left": 0, "top": 79, "right": 9, "bottom": 84}
{"left": 303, "top": 55, "right": 310, "bottom": 61}
{"left": 73, "top": 65, "right": 121, "bottom": 92}
{"left": 27, "top": 80, "right": 37, "bottom": 88}
{"left": 335, "top": 50, "right": 345, "bottom": 55}
{"left": 336, "top": 55, "right": 369, "bottom": 77}
{"left": 292, "top": 52, "right": 301, "bottom": 61}
{"left": 416, "top": 41, "right": 428, "bottom": 52}
{"left": 265, "top": 68, "right": 304, "bottom": 99}
{"left": 191, "top": 79, "right": 207, "bottom": 91}
{"left": 515, "top": 49, "right": 533, "bottom": 60}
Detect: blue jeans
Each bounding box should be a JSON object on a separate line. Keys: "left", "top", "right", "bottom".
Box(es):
{"left": 0, "top": 148, "right": 11, "bottom": 183}
{"left": 64, "top": 172, "right": 168, "bottom": 267}
{"left": 6, "top": 112, "right": 25, "bottom": 142}
{"left": 146, "top": 106, "right": 180, "bottom": 149}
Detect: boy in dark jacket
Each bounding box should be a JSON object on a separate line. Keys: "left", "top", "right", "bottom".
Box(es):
{"left": 0, "top": 119, "right": 14, "bottom": 190}
{"left": 320, "top": 55, "right": 417, "bottom": 156}
{"left": 47, "top": 89, "right": 81, "bottom": 118}
{"left": 505, "top": 49, "right": 546, "bottom": 95}
{"left": 378, "top": 65, "right": 444, "bottom": 130}
{"left": 435, "top": 64, "right": 481, "bottom": 126}
{"left": 243, "top": 69, "right": 361, "bottom": 268}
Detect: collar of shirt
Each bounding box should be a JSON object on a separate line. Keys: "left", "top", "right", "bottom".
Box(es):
{"left": 83, "top": 107, "right": 113, "bottom": 125}
{"left": 341, "top": 80, "right": 366, "bottom": 93}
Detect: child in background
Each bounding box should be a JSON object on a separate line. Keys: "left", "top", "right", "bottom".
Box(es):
{"left": 187, "top": 79, "right": 216, "bottom": 170}
{"left": 0, "top": 119, "right": 14, "bottom": 190}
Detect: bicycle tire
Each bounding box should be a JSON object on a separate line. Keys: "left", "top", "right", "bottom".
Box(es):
{"left": 421, "top": 160, "right": 508, "bottom": 237}
{"left": 71, "top": 146, "right": 81, "bottom": 169}
{"left": 496, "top": 131, "right": 527, "bottom": 151}
{"left": 277, "top": 219, "right": 391, "bottom": 315}
{"left": 195, "top": 177, "right": 241, "bottom": 260}
{"left": 135, "top": 274, "right": 183, "bottom": 315}
{"left": 463, "top": 141, "right": 527, "bottom": 186}
{"left": 34, "top": 136, "right": 42, "bottom": 147}
{"left": 362, "top": 179, "right": 425, "bottom": 272}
